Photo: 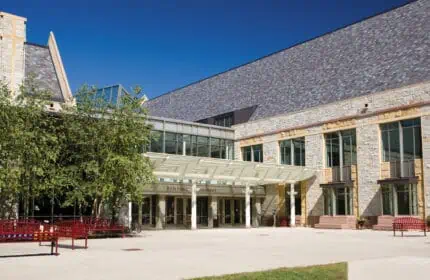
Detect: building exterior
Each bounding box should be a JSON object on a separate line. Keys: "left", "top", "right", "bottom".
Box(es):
{"left": 0, "top": 11, "right": 74, "bottom": 108}
{"left": 143, "top": 0, "right": 430, "bottom": 230}
{"left": 2, "top": 0, "right": 430, "bottom": 230}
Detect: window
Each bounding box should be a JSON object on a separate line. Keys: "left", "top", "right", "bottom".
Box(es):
{"left": 149, "top": 131, "right": 163, "bottom": 153}
{"left": 210, "top": 138, "right": 221, "bottom": 158}
{"left": 197, "top": 136, "right": 209, "bottom": 157}
{"left": 325, "top": 129, "right": 356, "bottom": 167}
{"left": 402, "top": 119, "right": 422, "bottom": 161}
{"left": 280, "top": 138, "right": 305, "bottom": 166}
{"left": 381, "top": 118, "right": 421, "bottom": 162}
{"left": 214, "top": 113, "right": 234, "bottom": 127}
{"left": 223, "top": 140, "right": 234, "bottom": 160}
{"left": 381, "top": 184, "right": 418, "bottom": 216}
{"left": 148, "top": 130, "right": 233, "bottom": 159}
{"left": 280, "top": 140, "right": 292, "bottom": 165}
{"left": 342, "top": 130, "right": 357, "bottom": 166}
{"left": 242, "top": 146, "right": 252, "bottom": 162}
{"left": 326, "top": 133, "right": 340, "bottom": 167}
{"left": 165, "top": 132, "right": 178, "bottom": 154}
{"left": 242, "top": 144, "right": 263, "bottom": 162}
{"left": 253, "top": 144, "right": 263, "bottom": 163}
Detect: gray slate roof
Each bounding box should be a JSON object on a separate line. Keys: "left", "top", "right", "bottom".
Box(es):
{"left": 144, "top": 0, "right": 430, "bottom": 122}
{"left": 25, "top": 43, "right": 65, "bottom": 103}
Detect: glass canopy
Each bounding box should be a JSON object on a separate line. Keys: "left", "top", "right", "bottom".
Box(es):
{"left": 145, "top": 152, "right": 315, "bottom": 186}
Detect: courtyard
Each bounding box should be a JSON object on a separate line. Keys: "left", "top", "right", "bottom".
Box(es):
{"left": 0, "top": 227, "right": 429, "bottom": 280}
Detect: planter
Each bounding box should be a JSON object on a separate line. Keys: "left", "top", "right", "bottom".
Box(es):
{"left": 357, "top": 221, "right": 365, "bottom": 230}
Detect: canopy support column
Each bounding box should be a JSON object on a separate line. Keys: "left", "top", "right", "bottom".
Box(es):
{"left": 245, "top": 183, "right": 251, "bottom": 228}
{"left": 191, "top": 182, "right": 197, "bottom": 230}
{"left": 290, "top": 183, "right": 296, "bottom": 227}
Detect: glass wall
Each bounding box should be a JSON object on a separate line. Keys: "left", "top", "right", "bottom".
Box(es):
{"left": 381, "top": 118, "right": 422, "bottom": 162}
{"left": 280, "top": 137, "right": 305, "bottom": 166}
{"left": 242, "top": 144, "right": 263, "bottom": 162}
{"left": 381, "top": 184, "right": 418, "bottom": 216}
{"left": 325, "top": 129, "right": 356, "bottom": 167}
{"left": 148, "top": 130, "right": 234, "bottom": 159}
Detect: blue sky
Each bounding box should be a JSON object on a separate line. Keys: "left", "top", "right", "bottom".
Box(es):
{"left": 4, "top": 0, "right": 410, "bottom": 99}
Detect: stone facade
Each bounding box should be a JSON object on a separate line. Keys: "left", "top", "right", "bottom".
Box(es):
{"left": 234, "top": 82, "right": 430, "bottom": 225}
{"left": 0, "top": 12, "right": 26, "bottom": 95}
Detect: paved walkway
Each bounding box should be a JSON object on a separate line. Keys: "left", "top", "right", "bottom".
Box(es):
{"left": 0, "top": 227, "right": 429, "bottom": 279}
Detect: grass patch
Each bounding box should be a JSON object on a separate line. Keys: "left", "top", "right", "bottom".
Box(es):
{"left": 191, "top": 262, "right": 347, "bottom": 280}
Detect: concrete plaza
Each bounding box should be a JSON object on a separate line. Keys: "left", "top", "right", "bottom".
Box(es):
{"left": 0, "top": 227, "right": 429, "bottom": 280}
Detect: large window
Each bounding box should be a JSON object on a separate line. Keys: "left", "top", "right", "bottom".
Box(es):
{"left": 325, "top": 129, "right": 356, "bottom": 167}
{"left": 326, "top": 133, "right": 340, "bottom": 167}
{"left": 150, "top": 131, "right": 164, "bottom": 153}
{"left": 381, "top": 184, "right": 418, "bottom": 216}
{"left": 242, "top": 144, "right": 263, "bottom": 162}
{"left": 323, "top": 187, "right": 353, "bottom": 216}
{"left": 280, "top": 137, "right": 305, "bottom": 166}
{"left": 148, "top": 131, "right": 234, "bottom": 159}
{"left": 214, "top": 113, "right": 234, "bottom": 128}
{"left": 381, "top": 118, "right": 422, "bottom": 162}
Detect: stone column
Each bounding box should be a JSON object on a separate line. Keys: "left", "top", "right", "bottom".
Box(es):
{"left": 290, "top": 183, "right": 296, "bottom": 227}
{"left": 156, "top": 195, "right": 166, "bottom": 230}
{"left": 245, "top": 184, "right": 251, "bottom": 228}
{"left": 420, "top": 115, "right": 430, "bottom": 218}
{"left": 208, "top": 196, "right": 218, "bottom": 228}
{"left": 191, "top": 182, "right": 197, "bottom": 230}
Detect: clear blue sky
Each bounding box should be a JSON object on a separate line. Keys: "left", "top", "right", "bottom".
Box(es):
{"left": 4, "top": 0, "right": 410, "bottom": 99}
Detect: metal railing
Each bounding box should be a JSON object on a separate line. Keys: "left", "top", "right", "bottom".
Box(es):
{"left": 331, "top": 165, "right": 352, "bottom": 182}
{"left": 389, "top": 160, "right": 415, "bottom": 178}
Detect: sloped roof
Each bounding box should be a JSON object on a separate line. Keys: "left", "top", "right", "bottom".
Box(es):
{"left": 25, "top": 43, "right": 65, "bottom": 103}
{"left": 144, "top": 0, "right": 430, "bottom": 122}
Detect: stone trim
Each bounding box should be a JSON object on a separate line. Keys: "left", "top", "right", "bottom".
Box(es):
{"left": 47, "top": 32, "right": 74, "bottom": 105}
{"left": 237, "top": 100, "right": 430, "bottom": 141}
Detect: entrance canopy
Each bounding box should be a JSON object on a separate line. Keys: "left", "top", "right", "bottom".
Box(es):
{"left": 145, "top": 152, "right": 315, "bottom": 186}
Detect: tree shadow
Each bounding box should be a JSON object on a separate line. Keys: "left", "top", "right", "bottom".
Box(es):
{"left": 0, "top": 252, "right": 57, "bottom": 258}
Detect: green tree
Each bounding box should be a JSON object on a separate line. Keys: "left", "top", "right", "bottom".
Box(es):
{"left": 0, "top": 79, "right": 62, "bottom": 219}
{"left": 61, "top": 85, "right": 154, "bottom": 222}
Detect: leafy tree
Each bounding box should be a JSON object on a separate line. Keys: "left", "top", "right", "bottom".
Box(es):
{"left": 0, "top": 79, "right": 62, "bottom": 219}
{"left": 61, "top": 85, "right": 154, "bottom": 222}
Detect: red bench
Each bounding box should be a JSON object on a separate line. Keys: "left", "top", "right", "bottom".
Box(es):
{"left": 393, "top": 217, "right": 427, "bottom": 237}
{"left": 54, "top": 220, "right": 88, "bottom": 250}
{"left": 83, "top": 218, "right": 125, "bottom": 237}
{"left": 0, "top": 220, "right": 58, "bottom": 256}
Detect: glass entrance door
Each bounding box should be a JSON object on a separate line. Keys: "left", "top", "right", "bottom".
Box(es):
{"left": 197, "top": 197, "right": 208, "bottom": 226}
{"left": 176, "top": 198, "right": 184, "bottom": 225}
{"left": 224, "top": 199, "right": 232, "bottom": 224}
{"left": 166, "top": 196, "right": 175, "bottom": 225}
{"left": 381, "top": 183, "right": 418, "bottom": 216}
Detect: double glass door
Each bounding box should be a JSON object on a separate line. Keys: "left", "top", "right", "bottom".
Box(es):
{"left": 381, "top": 183, "right": 418, "bottom": 216}
{"left": 323, "top": 187, "right": 353, "bottom": 216}
{"left": 219, "top": 198, "right": 245, "bottom": 225}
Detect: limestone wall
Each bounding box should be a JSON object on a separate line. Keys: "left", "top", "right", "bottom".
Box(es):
{"left": 234, "top": 82, "right": 430, "bottom": 222}
{"left": 0, "top": 12, "right": 26, "bottom": 95}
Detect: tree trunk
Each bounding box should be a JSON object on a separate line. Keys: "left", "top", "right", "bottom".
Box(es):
{"left": 137, "top": 201, "right": 143, "bottom": 232}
